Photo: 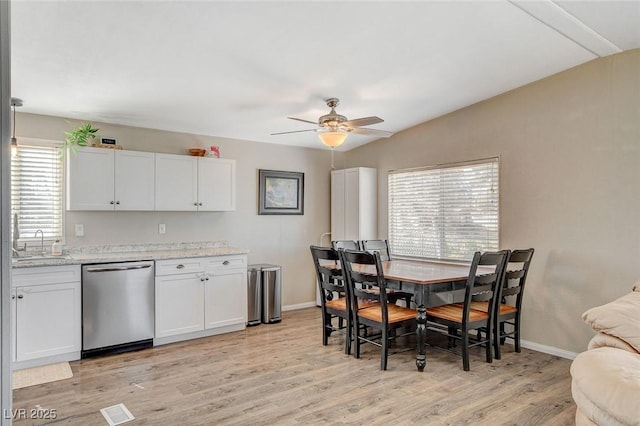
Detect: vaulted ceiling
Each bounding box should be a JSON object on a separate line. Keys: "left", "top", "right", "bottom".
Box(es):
{"left": 10, "top": 1, "right": 640, "bottom": 151}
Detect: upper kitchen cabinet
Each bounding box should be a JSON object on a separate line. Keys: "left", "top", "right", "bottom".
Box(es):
{"left": 155, "top": 154, "right": 236, "bottom": 211}
{"left": 67, "top": 147, "right": 155, "bottom": 211}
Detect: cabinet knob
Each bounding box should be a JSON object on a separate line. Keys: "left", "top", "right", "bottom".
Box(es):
{"left": 205, "top": 277, "right": 209, "bottom": 281}
{"left": 116, "top": 201, "right": 120, "bottom": 205}
{"left": 222, "top": 260, "right": 230, "bottom": 265}
{"left": 200, "top": 277, "right": 205, "bottom": 282}
{"left": 193, "top": 202, "right": 198, "bottom": 206}
{"left": 11, "top": 294, "right": 15, "bottom": 300}
{"left": 17, "top": 294, "right": 24, "bottom": 299}
{"left": 176, "top": 264, "right": 185, "bottom": 269}
{"left": 198, "top": 202, "right": 203, "bottom": 206}
{"left": 110, "top": 201, "right": 115, "bottom": 205}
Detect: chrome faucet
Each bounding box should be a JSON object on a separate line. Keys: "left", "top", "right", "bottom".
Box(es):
{"left": 34, "top": 229, "right": 45, "bottom": 255}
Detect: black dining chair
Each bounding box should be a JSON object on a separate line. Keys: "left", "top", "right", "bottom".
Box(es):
{"left": 339, "top": 249, "right": 416, "bottom": 370}
{"left": 310, "top": 245, "right": 352, "bottom": 354}
{"left": 426, "top": 250, "right": 509, "bottom": 371}
{"left": 361, "top": 239, "right": 412, "bottom": 308}
{"left": 469, "top": 248, "right": 534, "bottom": 360}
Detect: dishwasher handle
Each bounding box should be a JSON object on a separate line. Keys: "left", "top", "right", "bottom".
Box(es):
{"left": 85, "top": 264, "right": 153, "bottom": 273}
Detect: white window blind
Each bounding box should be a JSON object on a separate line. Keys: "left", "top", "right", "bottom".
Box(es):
{"left": 388, "top": 158, "right": 499, "bottom": 262}
{"left": 11, "top": 140, "right": 64, "bottom": 243}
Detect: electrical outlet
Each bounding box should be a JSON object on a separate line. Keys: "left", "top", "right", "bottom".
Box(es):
{"left": 75, "top": 224, "right": 84, "bottom": 237}
{"left": 159, "top": 224, "right": 166, "bottom": 234}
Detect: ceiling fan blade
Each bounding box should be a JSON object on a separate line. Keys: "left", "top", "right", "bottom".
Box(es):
{"left": 349, "top": 127, "right": 394, "bottom": 137}
{"left": 287, "top": 117, "right": 319, "bottom": 125}
{"left": 271, "top": 128, "right": 319, "bottom": 136}
{"left": 343, "top": 116, "right": 383, "bottom": 127}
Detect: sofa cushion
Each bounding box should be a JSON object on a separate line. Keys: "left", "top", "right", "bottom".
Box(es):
{"left": 582, "top": 291, "right": 640, "bottom": 352}
{"left": 588, "top": 332, "right": 639, "bottom": 354}
{"left": 571, "top": 347, "right": 640, "bottom": 426}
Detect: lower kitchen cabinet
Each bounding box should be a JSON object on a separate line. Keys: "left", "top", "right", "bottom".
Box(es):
{"left": 155, "top": 272, "right": 206, "bottom": 338}
{"left": 155, "top": 255, "right": 247, "bottom": 345}
{"left": 12, "top": 265, "right": 81, "bottom": 369}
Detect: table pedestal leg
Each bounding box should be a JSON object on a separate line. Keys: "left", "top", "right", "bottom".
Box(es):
{"left": 416, "top": 304, "right": 426, "bottom": 371}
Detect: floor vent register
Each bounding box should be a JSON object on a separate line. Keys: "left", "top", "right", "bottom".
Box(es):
{"left": 100, "top": 403, "right": 135, "bottom": 426}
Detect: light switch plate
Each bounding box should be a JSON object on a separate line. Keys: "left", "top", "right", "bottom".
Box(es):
{"left": 159, "top": 224, "right": 166, "bottom": 234}
{"left": 75, "top": 224, "right": 84, "bottom": 237}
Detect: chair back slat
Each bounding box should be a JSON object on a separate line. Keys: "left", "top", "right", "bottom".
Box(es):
{"left": 500, "top": 248, "right": 535, "bottom": 310}
{"left": 361, "top": 239, "right": 391, "bottom": 261}
{"left": 462, "top": 250, "right": 510, "bottom": 324}
{"left": 339, "top": 248, "right": 390, "bottom": 311}
{"left": 332, "top": 240, "right": 360, "bottom": 251}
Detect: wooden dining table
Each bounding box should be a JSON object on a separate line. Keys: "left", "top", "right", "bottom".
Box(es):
{"left": 350, "top": 259, "right": 490, "bottom": 372}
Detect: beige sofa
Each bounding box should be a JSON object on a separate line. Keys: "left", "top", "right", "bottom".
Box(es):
{"left": 570, "top": 285, "right": 640, "bottom": 425}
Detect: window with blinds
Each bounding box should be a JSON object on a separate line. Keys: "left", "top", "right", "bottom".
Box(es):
{"left": 11, "top": 140, "right": 64, "bottom": 243}
{"left": 388, "top": 157, "right": 499, "bottom": 262}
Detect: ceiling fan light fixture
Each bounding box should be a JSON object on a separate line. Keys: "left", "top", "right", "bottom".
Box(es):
{"left": 318, "top": 131, "right": 347, "bottom": 148}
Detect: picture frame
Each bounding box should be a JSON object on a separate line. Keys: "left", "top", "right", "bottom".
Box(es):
{"left": 258, "top": 169, "right": 304, "bottom": 215}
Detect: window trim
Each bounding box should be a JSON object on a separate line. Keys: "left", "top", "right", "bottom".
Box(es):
{"left": 388, "top": 156, "right": 500, "bottom": 263}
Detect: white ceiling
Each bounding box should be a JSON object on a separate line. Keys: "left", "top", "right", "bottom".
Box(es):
{"left": 10, "top": 1, "right": 640, "bottom": 151}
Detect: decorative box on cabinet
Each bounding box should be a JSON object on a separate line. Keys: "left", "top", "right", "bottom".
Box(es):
{"left": 67, "top": 147, "right": 155, "bottom": 211}
{"left": 11, "top": 265, "right": 82, "bottom": 369}
{"left": 154, "top": 255, "right": 247, "bottom": 345}
{"left": 330, "top": 167, "right": 377, "bottom": 241}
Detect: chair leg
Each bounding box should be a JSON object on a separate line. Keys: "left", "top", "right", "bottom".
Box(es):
{"left": 494, "top": 317, "right": 502, "bottom": 360}
{"left": 381, "top": 324, "right": 389, "bottom": 371}
{"left": 344, "top": 314, "right": 352, "bottom": 355}
{"left": 514, "top": 313, "right": 521, "bottom": 353}
{"left": 354, "top": 317, "right": 361, "bottom": 359}
{"left": 322, "top": 312, "right": 330, "bottom": 346}
{"left": 499, "top": 322, "right": 506, "bottom": 345}
{"left": 486, "top": 323, "right": 493, "bottom": 364}
{"left": 461, "top": 327, "right": 470, "bottom": 372}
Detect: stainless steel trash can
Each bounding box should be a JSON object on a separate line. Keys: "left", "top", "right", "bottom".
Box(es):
{"left": 261, "top": 265, "right": 281, "bottom": 324}
{"left": 247, "top": 265, "right": 262, "bottom": 326}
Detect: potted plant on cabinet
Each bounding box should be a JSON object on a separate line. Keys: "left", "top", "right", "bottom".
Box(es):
{"left": 63, "top": 123, "right": 99, "bottom": 155}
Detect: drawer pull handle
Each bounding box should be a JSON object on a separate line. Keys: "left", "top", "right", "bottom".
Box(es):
{"left": 11, "top": 295, "right": 15, "bottom": 300}
{"left": 176, "top": 264, "right": 185, "bottom": 269}
{"left": 17, "top": 294, "right": 24, "bottom": 299}
{"left": 223, "top": 261, "right": 230, "bottom": 265}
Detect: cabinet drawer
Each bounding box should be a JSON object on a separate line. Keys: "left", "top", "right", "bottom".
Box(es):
{"left": 155, "top": 258, "right": 203, "bottom": 276}
{"left": 204, "top": 255, "right": 247, "bottom": 270}
{"left": 12, "top": 265, "right": 81, "bottom": 287}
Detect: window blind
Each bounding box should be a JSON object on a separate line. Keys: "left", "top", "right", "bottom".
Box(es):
{"left": 388, "top": 158, "right": 499, "bottom": 262}
{"left": 11, "top": 141, "right": 64, "bottom": 243}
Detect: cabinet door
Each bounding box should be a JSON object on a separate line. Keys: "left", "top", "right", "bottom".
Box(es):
{"left": 204, "top": 269, "right": 247, "bottom": 329}
{"left": 67, "top": 147, "right": 115, "bottom": 210}
{"left": 155, "top": 273, "right": 204, "bottom": 338}
{"left": 114, "top": 150, "right": 155, "bottom": 210}
{"left": 15, "top": 282, "right": 81, "bottom": 362}
{"left": 155, "top": 154, "right": 198, "bottom": 211}
{"left": 330, "top": 170, "right": 346, "bottom": 240}
{"left": 197, "top": 158, "right": 236, "bottom": 211}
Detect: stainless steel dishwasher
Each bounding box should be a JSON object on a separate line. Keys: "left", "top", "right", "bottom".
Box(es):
{"left": 82, "top": 260, "right": 155, "bottom": 358}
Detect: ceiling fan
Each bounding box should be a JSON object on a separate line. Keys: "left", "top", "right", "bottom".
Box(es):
{"left": 271, "top": 98, "right": 394, "bottom": 148}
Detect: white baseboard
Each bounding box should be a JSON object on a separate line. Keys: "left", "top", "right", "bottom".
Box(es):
{"left": 520, "top": 339, "right": 578, "bottom": 360}
{"left": 282, "top": 301, "right": 317, "bottom": 312}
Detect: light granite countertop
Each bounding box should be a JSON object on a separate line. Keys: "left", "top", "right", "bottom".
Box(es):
{"left": 12, "top": 241, "right": 249, "bottom": 268}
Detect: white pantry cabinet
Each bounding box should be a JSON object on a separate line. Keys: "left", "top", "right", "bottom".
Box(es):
{"left": 155, "top": 154, "right": 236, "bottom": 211}
{"left": 154, "top": 255, "right": 247, "bottom": 345}
{"left": 11, "top": 265, "right": 81, "bottom": 369}
{"left": 67, "top": 147, "right": 155, "bottom": 211}
{"left": 330, "top": 167, "right": 377, "bottom": 241}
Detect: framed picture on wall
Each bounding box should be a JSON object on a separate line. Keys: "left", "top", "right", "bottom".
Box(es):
{"left": 258, "top": 169, "right": 304, "bottom": 215}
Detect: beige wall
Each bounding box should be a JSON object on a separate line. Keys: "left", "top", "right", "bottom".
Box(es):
{"left": 16, "top": 113, "right": 347, "bottom": 308}
{"left": 344, "top": 49, "right": 640, "bottom": 354}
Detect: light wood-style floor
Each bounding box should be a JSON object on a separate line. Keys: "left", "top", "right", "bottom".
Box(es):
{"left": 13, "top": 307, "right": 576, "bottom": 425}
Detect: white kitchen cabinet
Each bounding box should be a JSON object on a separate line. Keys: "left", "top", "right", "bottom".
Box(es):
{"left": 67, "top": 147, "right": 155, "bottom": 211}
{"left": 331, "top": 167, "right": 377, "bottom": 241}
{"left": 155, "top": 272, "right": 205, "bottom": 338}
{"left": 12, "top": 265, "right": 81, "bottom": 369}
{"left": 204, "top": 257, "right": 247, "bottom": 329}
{"left": 155, "top": 154, "right": 236, "bottom": 211}
{"left": 154, "top": 255, "right": 247, "bottom": 345}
